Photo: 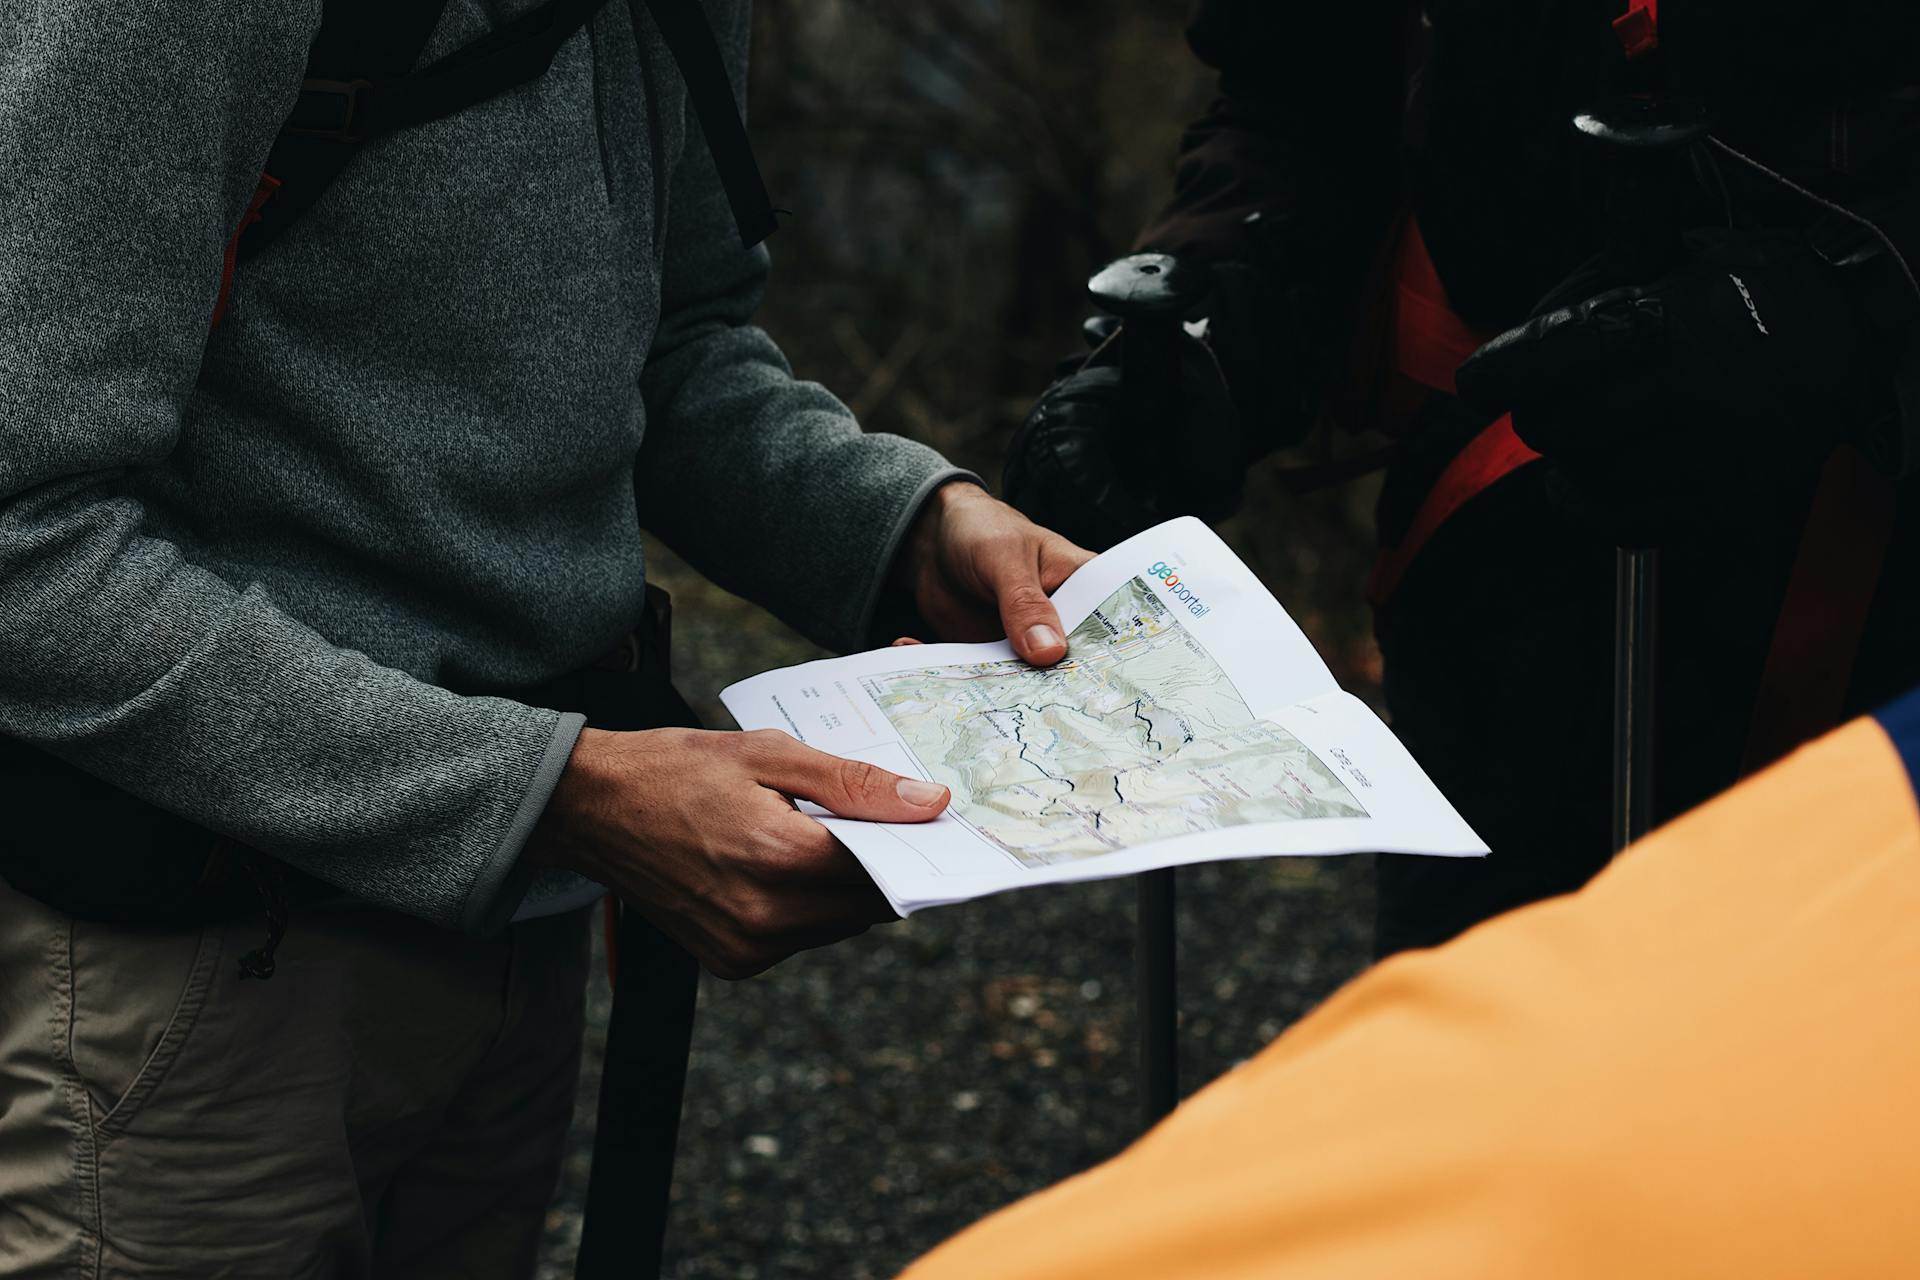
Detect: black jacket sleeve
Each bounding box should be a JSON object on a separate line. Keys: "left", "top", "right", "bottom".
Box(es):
{"left": 1134, "top": 0, "right": 1407, "bottom": 297}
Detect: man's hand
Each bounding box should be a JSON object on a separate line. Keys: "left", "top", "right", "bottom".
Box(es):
{"left": 525, "top": 727, "right": 950, "bottom": 979}
{"left": 526, "top": 485, "right": 1086, "bottom": 981}
{"left": 893, "top": 481, "right": 1094, "bottom": 664}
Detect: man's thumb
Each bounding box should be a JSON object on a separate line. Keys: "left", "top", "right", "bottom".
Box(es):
{"left": 997, "top": 579, "right": 1068, "bottom": 667}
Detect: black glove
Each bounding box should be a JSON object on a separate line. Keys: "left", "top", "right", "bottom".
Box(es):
{"left": 1004, "top": 319, "right": 1244, "bottom": 553}
{"left": 1455, "top": 227, "right": 1900, "bottom": 547}
{"left": 1004, "top": 258, "right": 1309, "bottom": 553}
{"left": 1205, "top": 258, "right": 1317, "bottom": 457}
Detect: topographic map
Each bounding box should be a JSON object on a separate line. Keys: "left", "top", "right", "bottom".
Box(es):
{"left": 861, "top": 577, "right": 1368, "bottom": 867}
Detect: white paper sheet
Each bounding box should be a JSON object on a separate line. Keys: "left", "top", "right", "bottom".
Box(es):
{"left": 721, "top": 517, "right": 1486, "bottom": 914}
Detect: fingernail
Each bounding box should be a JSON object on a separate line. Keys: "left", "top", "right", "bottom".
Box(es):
{"left": 897, "top": 778, "right": 948, "bottom": 807}
{"left": 1024, "top": 625, "right": 1063, "bottom": 654}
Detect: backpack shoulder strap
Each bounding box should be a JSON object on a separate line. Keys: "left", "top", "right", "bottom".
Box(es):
{"left": 227, "top": 0, "right": 774, "bottom": 274}
{"left": 237, "top": 0, "right": 458, "bottom": 264}
{"left": 629, "top": 0, "right": 777, "bottom": 248}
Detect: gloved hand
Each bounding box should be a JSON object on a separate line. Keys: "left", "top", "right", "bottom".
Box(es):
{"left": 1455, "top": 227, "right": 1900, "bottom": 547}
{"left": 1003, "top": 313, "right": 1242, "bottom": 554}
{"left": 1004, "top": 259, "right": 1308, "bottom": 553}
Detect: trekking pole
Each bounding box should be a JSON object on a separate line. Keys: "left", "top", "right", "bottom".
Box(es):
{"left": 1573, "top": 96, "right": 1712, "bottom": 853}
{"left": 1086, "top": 253, "right": 1211, "bottom": 1127}
{"left": 1612, "top": 545, "right": 1658, "bottom": 851}
{"left": 1135, "top": 868, "right": 1178, "bottom": 1126}
{"left": 577, "top": 594, "right": 701, "bottom": 1280}
{"left": 576, "top": 910, "right": 699, "bottom": 1280}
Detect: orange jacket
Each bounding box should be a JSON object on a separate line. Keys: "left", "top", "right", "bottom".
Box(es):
{"left": 905, "top": 699, "right": 1920, "bottom": 1279}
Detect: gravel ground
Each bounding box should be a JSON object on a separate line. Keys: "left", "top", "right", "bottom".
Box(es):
{"left": 540, "top": 856, "right": 1375, "bottom": 1280}
{"left": 533, "top": 525, "right": 1382, "bottom": 1279}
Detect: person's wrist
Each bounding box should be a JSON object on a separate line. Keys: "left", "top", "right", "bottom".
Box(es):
{"left": 522, "top": 727, "right": 622, "bottom": 873}
{"left": 891, "top": 476, "right": 987, "bottom": 595}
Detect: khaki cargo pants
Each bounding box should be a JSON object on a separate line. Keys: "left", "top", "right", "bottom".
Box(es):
{"left": 0, "top": 880, "right": 592, "bottom": 1279}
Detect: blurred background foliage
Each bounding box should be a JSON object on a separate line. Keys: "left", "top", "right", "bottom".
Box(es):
{"left": 541, "top": 3, "right": 1388, "bottom": 1276}
{"left": 745, "top": 0, "right": 1203, "bottom": 478}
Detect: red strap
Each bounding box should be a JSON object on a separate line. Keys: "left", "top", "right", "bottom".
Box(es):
{"left": 1613, "top": 0, "right": 1659, "bottom": 59}
{"left": 1366, "top": 220, "right": 1541, "bottom": 606}
{"left": 1392, "top": 218, "right": 1491, "bottom": 397}
{"left": 1740, "top": 444, "right": 1896, "bottom": 774}
{"left": 209, "top": 173, "right": 282, "bottom": 333}
{"left": 1368, "top": 414, "right": 1540, "bottom": 607}
{"left": 1325, "top": 214, "right": 1493, "bottom": 438}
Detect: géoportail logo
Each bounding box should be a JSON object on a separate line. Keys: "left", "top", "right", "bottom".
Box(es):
{"left": 1147, "top": 561, "right": 1210, "bottom": 618}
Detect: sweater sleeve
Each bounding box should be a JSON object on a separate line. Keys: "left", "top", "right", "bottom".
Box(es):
{"left": 0, "top": 0, "right": 582, "bottom": 932}
{"left": 634, "top": 0, "right": 973, "bottom": 655}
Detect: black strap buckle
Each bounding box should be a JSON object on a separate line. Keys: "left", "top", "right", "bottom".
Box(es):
{"left": 284, "top": 78, "right": 376, "bottom": 143}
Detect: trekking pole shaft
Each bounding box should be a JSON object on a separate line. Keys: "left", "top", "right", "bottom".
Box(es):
{"left": 1573, "top": 99, "right": 1703, "bottom": 859}
{"left": 1612, "top": 546, "right": 1658, "bottom": 853}
{"left": 1137, "top": 868, "right": 1178, "bottom": 1128}
{"left": 576, "top": 908, "right": 698, "bottom": 1280}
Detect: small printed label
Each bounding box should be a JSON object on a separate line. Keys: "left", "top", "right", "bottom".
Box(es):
{"left": 1729, "top": 274, "right": 1770, "bottom": 336}
{"left": 1147, "top": 560, "right": 1210, "bottom": 618}
{"left": 1327, "top": 746, "right": 1371, "bottom": 788}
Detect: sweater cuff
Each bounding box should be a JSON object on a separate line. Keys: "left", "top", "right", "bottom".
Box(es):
{"left": 854, "top": 467, "right": 984, "bottom": 643}
{"left": 459, "top": 709, "right": 587, "bottom": 934}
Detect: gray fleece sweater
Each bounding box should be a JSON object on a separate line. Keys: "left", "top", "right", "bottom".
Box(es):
{"left": 0, "top": 0, "right": 965, "bottom": 930}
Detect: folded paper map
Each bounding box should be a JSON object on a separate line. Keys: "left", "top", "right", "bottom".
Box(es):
{"left": 722, "top": 518, "right": 1486, "bottom": 914}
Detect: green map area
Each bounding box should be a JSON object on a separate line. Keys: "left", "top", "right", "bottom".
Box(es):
{"left": 861, "top": 577, "right": 1367, "bottom": 868}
